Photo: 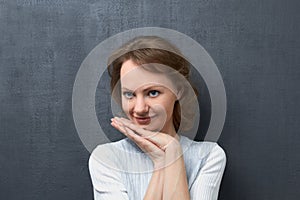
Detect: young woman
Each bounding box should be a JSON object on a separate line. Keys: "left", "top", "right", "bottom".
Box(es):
{"left": 89, "top": 36, "right": 226, "bottom": 200}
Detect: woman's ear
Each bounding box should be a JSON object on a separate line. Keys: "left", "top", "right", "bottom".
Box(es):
{"left": 176, "top": 88, "right": 184, "bottom": 100}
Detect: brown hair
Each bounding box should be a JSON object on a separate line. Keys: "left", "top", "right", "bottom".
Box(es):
{"left": 107, "top": 36, "right": 195, "bottom": 132}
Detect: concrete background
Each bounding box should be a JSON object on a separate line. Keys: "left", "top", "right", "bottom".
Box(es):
{"left": 0, "top": 0, "right": 299, "bottom": 199}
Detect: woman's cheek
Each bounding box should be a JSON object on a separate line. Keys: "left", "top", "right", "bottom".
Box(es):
{"left": 146, "top": 104, "right": 167, "bottom": 132}
{"left": 121, "top": 99, "right": 131, "bottom": 117}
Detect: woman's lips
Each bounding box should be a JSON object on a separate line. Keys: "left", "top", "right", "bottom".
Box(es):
{"left": 134, "top": 117, "right": 151, "bottom": 125}
{"left": 133, "top": 115, "right": 156, "bottom": 125}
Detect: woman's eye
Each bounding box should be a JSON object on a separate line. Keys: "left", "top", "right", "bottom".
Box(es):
{"left": 123, "top": 92, "right": 134, "bottom": 99}
{"left": 148, "top": 90, "right": 160, "bottom": 97}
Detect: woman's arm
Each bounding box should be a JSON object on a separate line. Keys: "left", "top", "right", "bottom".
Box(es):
{"left": 189, "top": 144, "right": 226, "bottom": 200}
{"left": 143, "top": 142, "right": 190, "bottom": 200}
{"left": 144, "top": 168, "right": 164, "bottom": 200}
{"left": 89, "top": 152, "right": 129, "bottom": 200}
{"left": 144, "top": 150, "right": 190, "bottom": 200}
{"left": 163, "top": 143, "right": 190, "bottom": 200}
{"left": 112, "top": 117, "right": 190, "bottom": 200}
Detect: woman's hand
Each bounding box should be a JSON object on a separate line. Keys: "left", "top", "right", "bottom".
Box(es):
{"left": 111, "top": 117, "right": 190, "bottom": 200}
{"left": 111, "top": 117, "right": 181, "bottom": 169}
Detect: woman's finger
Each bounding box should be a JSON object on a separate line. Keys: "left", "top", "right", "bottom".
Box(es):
{"left": 115, "top": 117, "right": 177, "bottom": 150}
{"left": 111, "top": 118, "right": 160, "bottom": 152}
{"left": 115, "top": 117, "right": 151, "bottom": 137}
{"left": 111, "top": 118, "right": 130, "bottom": 137}
{"left": 123, "top": 127, "right": 159, "bottom": 152}
{"left": 124, "top": 127, "right": 166, "bottom": 165}
{"left": 116, "top": 117, "right": 161, "bottom": 139}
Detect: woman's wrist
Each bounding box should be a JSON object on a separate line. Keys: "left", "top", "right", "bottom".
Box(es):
{"left": 165, "top": 138, "right": 182, "bottom": 154}
{"left": 153, "top": 157, "right": 166, "bottom": 170}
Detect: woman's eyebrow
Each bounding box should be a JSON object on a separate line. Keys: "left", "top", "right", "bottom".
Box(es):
{"left": 121, "top": 87, "right": 133, "bottom": 91}
{"left": 121, "top": 85, "right": 165, "bottom": 91}
{"left": 144, "top": 85, "right": 164, "bottom": 89}
{"left": 140, "top": 85, "right": 166, "bottom": 91}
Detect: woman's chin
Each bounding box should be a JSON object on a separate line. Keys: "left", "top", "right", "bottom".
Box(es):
{"left": 144, "top": 126, "right": 161, "bottom": 132}
{"left": 142, "top": 122, "right": 165, "bottom": 132}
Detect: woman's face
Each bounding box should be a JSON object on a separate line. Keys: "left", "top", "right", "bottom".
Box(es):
{"left": 120, "top": 59, "right": 178, "bottom": 135}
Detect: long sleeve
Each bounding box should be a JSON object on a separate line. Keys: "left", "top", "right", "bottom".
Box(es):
{"left": 190, "top": 144, "right": 226, "bottom": 200}
{"left": 88, "top": 154, "right": 129, "bottom": 200}
{"left": 88, "top": 138, "right": 226, "bottom": 200}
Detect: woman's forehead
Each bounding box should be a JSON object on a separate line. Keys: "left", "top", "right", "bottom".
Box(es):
{"left": 120, "top": 60, "right": 177, "bottom": 92}
{"left": 120, "top": 59, "right": 139, "bottom": 76}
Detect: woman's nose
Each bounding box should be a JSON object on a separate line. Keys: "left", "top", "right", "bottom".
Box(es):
{"left": 133, "top": 95, "right": 148, "bottom": 114}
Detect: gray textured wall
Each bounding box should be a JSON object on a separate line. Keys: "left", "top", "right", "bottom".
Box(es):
{"left": 1, "top": 0, "right": 299, "bottom": 199}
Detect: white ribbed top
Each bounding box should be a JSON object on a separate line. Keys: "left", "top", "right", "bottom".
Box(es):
{"left": 89, "top": 136, "right": 226, "bottom": 200}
